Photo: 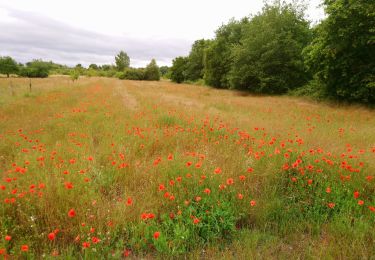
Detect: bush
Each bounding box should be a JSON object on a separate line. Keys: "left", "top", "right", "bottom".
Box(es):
{"left": 144, "top": 59, "right": 160, "bottom": 81}
{"left": 117, "top": 68, "right": 145, "bottom": 80}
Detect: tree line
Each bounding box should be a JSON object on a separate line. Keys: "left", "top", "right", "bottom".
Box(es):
{"left": 0, "top": 51, "right": 166, "bottom": 81}
{"left": 169, "top": 0, "right": 374, "bottom": 104}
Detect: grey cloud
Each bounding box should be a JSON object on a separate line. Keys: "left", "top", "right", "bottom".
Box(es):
{"left": 0, "top": 8, "right": 191, "bottom": 67}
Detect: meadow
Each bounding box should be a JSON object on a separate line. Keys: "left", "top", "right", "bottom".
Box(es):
{"left": 0, "top": 77, "right": 374, "bottom": 259}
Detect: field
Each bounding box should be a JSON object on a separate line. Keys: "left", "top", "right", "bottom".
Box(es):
{"left": 0, "top": 77, "right": 374, "bottom": 259}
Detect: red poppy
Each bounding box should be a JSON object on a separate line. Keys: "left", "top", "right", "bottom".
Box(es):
{"left": 21, "top": 245, "right": 29, "bottom": 252}
{"left": 48, "top": 233, "right": 56, "bottom": 241}
{"left": 68, "top": 209, "right": 76, "bottom": 218}
{"left": 153, "top": 231, "right": 160, "bottom": 239}
{"left": 250, "top": 200, "right": 256, "bottom": 207}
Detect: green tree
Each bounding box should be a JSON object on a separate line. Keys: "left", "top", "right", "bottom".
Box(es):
{"left": 185, "top": 39, "right": 210, "bottom": 81}
{"left": 0, "top": 56, "right": 19, "bottom": 77}
{"left": 144, "top": 59, "right": 160, "bottom": 81}
{"left": 89, "top": 64, "right": 99, "bottom": 70}
{"left": 115, "top": 51, "right": 130, "bottom": 71}
{"left": 170, "top": 57, "right": 188, "bottom": 83}
{"left": 204, "top": 18, "right": 248, "bottom": 88}
{"left": 229, "top": 2, "right": 311, "bottom": 94}
{"left": 19, "top": 60, "right": 49, "bottom": 78}
{"left": 159, "top": 66, "right": 169, "bottom": 77}
{"left": 303, "top": 0, "right": 375, "bottom": 103}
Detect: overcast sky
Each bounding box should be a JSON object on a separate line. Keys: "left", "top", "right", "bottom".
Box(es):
{"left": 0, "top": 0, "right": 325, "bottom": 67}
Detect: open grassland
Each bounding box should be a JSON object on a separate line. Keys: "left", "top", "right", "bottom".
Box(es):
{"left": 0, "top": 77, "right": 374, "bottom": 259}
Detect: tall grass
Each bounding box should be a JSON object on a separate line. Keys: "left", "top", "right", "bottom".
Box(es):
{"left": 0, "top": 77, "right": 374, "bottom": 259}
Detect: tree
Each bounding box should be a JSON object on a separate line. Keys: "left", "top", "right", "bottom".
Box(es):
{"left": 159, "top": 66, "right": 169, "bottom": 77}
{"left": 0, "top": 56, "right": 18, "bottom": 77}
{"left": 70, "top": 69, "right": 80, "bottom": 82}
{"left": 229, "top": 2, "right": 311, "bottom": 94}
{"left": 303, "top": 0, "right": 375, "bottom": 103}
{"left": 19, "top": 60, "right": 49, "bottom": 78}
{"left": 115, "top": 51, "right": 130, "bottom": 71}
{"left": 89, "top": 64, "right": 99, "bottom": 70}
{"left": 170, "top": 57, "right": 188, "bottom": 83}
{"left": 204, "top": 18, "right": 248, "bottom": 88}
{"left": 185, "top": 39, "right": 210, "bottom": 81}
{"left": 144, "top": 59, "right": 160, "bottom": 81}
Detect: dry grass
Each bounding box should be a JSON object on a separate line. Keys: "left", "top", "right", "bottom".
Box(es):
{"left": 0, "top": 77, "right": 374, "bottom": 259}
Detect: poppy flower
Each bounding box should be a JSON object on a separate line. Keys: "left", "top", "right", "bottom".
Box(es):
{"left": 153, "top": 231, "right": 160, "bottom": 239}
{"left": 68, "top": 209, "right": 76, "bottom": 218}
{"left": 5, "top": 235, "right": 11, "bottom": 241}
{"left": 21, "top": 245, "right": 29, "bottom": 252}
{"left": 250, "top": 200, "right": 256, "bottom": 207}
{"left": 48, "top": 232, "right": 56, "bottom": 241}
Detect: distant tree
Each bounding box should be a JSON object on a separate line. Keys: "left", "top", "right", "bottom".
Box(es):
{"left": 0, "top": 56, "right": 19, "bottom": 77}
{"left": 159, "top": 66, "right": 170, "bottom": 77}
{"left": 89, "top": 64, "right": 99, "bottom": 70}
{"left": 20, "top": 60, "right": 49, "bottom": 78}
{"left": 229, "top": 2, "right": 311, "bottom": 94}
{"left": 101, "top": 64, "right": 112, "bottom": 71}
{"left": 185, "top": 39, "right": 210, "bottom": 81}
{"left": 144, "top": 59, "right": 160, "bottom": 81}
{"left": 70, "top": 70, "right": 80, "bottom": 82}
{"left": 303, "top": 0, "right": 375, "bottom": 103}
{"left": 115, "top": 51, "right": 130, "bottom": 71}
{"left": 170, "top": 57, "right": 188, "bottom": 83}
{"left": 118, "top": 68, "right": 145, "bottom": 80}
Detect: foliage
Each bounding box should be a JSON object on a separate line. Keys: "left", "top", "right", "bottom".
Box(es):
{"left": 159, "top": 66, "right": 169, "bottom": 77}
{"left": 115, "top": 51, "right": 130, "bottom": 71}
{"left": 144, "top": 59, "right": 160, "bottom": 81}
{"left": 0, "top": 56, "right": 19, "bottom": 77}
{"left": 70, "top": 70, "right": 80, "bottom": 82}
{"left": 303, "top": 0, "right": 375, "bottom": 104}
{"left": 184, "top": 39, "right": 211, "bottom": 81}
{"left": 118, "top": 68, "right": 145, "bottom": 80}
{"left": 229, "top": 3, "right": 311, "bottom": 94}
{"left": 204, "top": 19, "right": 248, "bottom": 88}
{"left": 170, "top": 57, "right": 188, "bottom": 83}
{"left": 19, "top": 60, "right": 50, "bottom": 78}
{"left": 88, "top": 64, "right": 99, "bottom": 70}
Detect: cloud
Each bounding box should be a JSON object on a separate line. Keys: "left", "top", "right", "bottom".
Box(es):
{"left": 0, "top": 8, "right": 192, "bottom": 67}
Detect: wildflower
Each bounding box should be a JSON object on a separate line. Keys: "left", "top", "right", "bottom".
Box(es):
{"left": 226, "top": 178, "right": 234, "bottom": 185}
{"left": 193, "top": 218, "right": 200, "bottom": 224}
{"left": 237, "top": 193, "right": 244, "bottom": 200}
{"left": 250, "top": 200, "right": 256, "bottom": 207}
{"left": 48, "top": 232, "right": 56, "bottom": 241}
{"left": 353, "top": 191, "right": 360, "bottom": 199}
{"left": 204, "top": 188, "right": 211, "bottom": 195}
{"left": 91, "top": 237, "right": 100, "bottom": 244}
{"left": 5, "top": 235, "right": 11, "bottom": 241}
{"left": 82, "top": 242, "right": 90, "bottom": 248}
{"left": 327, "top": 203, "right": 335, "bottom": 208}
{"left": 153, "top": 231, "right": 160, "bottom": 239}
{"left": 123, "top": 249, "right": 131, "bottom": 257}
{"left": 326, "top": 187, "right": 331, "bottom": 193}
{"left": 68, "top": 209, "right": 76, "bottom": 218}
{"left": 126, "top": 197, "right": 133, "bottom": 206}
{"left": 214, "top": 167, "right": 222, "bottom": 174}
{"left": 358, "top": 200, "right": 364, "bottom": 206}
{"left": 21, "top": 245, "right": 29, "bottom": 252}
{"left": 64, "top": 182, "right": 73, "bottom": 189}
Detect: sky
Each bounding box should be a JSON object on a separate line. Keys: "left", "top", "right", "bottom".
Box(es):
{"left": 0, "top": 0, "right": 325, "bottom": 68}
